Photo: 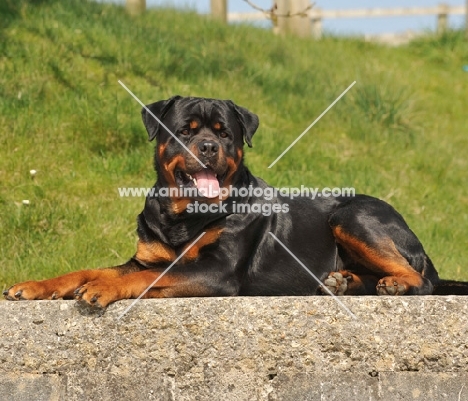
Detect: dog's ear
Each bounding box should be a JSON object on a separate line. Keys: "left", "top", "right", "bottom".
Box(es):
{"left": 228, "top": 101, "right": 259, "bottom": 148}
{"left": 141, "top": 96, "right": 182, "bottom": 141}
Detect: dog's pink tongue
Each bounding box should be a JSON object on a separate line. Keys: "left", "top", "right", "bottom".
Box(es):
{"left": 194, "top": 170, "right": 220, "bottom": 198}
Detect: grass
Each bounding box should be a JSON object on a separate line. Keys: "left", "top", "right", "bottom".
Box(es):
{"left": 1, "top": 0, "right": 468, "bottom": 290}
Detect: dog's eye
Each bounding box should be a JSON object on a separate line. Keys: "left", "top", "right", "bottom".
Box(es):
{"left": 219, "top": 132, "right": 229, "bottom": 139}
{"left": 181, "top": 129, "right": 190, "bottom": 136}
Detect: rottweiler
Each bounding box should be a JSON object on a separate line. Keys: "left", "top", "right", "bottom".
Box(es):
{"left": 4, "top": 96, "right": 468, "bottom": 307}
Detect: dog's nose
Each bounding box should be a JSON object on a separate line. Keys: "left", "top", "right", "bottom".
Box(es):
{"left": 198, "top": 141, "right": 219, "bottom": 157}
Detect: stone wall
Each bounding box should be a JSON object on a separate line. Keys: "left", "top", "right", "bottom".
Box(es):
{"left": 1, "top": 296, "right": 467, "bottom": 400}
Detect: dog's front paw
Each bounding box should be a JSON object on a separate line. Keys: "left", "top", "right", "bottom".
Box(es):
{"left": 74, "top": 280, "right": 123, "bottom": 308}
{"left": 3, "top": 281, "right": 61, "bottom": 301}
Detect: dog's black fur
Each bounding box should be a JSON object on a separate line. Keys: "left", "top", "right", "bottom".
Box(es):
{"left": 4, "top": 96, "right": 468, "bottom": 307}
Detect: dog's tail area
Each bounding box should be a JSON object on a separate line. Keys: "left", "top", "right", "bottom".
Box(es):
{"left": 433, "top": 280, "right": 468, "bottom": 295}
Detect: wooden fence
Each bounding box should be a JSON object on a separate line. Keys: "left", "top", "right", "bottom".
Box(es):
{"left": 225, "top": 2, "right": 467, "bottom": 38}
{"left": 126, "top": 0, "right": 468, "bottom": 39}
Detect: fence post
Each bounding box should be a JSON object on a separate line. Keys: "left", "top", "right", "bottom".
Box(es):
{"left": 126, "top": 0, "right": 146, "bottom": 15}
{"left": 311, "top": 8, "right": 323, "bottom": 39}
{"left": 211, "top": 0, "right": 227, "bottom": 23}
{"left": 276, "top": 0, "right": 310, "bottom": 38}
{"left": 465, "top": 0, "right": 468, "bottom": 39}
{"left": 437, "top": 3, "right": 449, "bottom": 34}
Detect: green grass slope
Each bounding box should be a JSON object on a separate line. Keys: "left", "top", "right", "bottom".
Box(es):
{"left": 1, "top": 0, "right": 467, "bottom": 289}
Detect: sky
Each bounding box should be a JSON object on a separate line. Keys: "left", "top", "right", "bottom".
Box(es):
{"left": 135, "top": 0, "right": 467, "bottom": 35}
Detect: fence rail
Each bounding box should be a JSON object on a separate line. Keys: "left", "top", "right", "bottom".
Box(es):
{"left": 227, "top": 4, "right": 467, "bottom": 38}
{"left": 228, "top": 6, "right": 464, "bottom": 21}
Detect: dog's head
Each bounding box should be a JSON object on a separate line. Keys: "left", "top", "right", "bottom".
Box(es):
{"left": 141, "top": 96, "right": 259, "bottom": 202}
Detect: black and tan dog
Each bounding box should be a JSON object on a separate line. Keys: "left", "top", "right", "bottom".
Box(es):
{"left": 4, "top": 96, "right": 468, "bottom": 307}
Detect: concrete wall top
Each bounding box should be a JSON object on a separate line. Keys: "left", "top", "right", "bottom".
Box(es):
{"left": 1, "top": 296, "right": 467, "bottom": 400}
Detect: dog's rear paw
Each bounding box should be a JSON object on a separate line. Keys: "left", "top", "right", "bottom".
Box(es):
{"left": 376, "top": 276, "right": 408, "bottom": 295}
{"left": 320, "top": 272, "right": 349, "bottom": 296}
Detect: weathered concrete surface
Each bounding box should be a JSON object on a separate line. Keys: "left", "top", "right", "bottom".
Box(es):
{"left": 0, "top": 296, "right": 467, "bottom": 400}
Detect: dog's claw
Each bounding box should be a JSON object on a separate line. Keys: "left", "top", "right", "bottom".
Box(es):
{"left": 74, "top": 286, "right": 84, "bottom": 299}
